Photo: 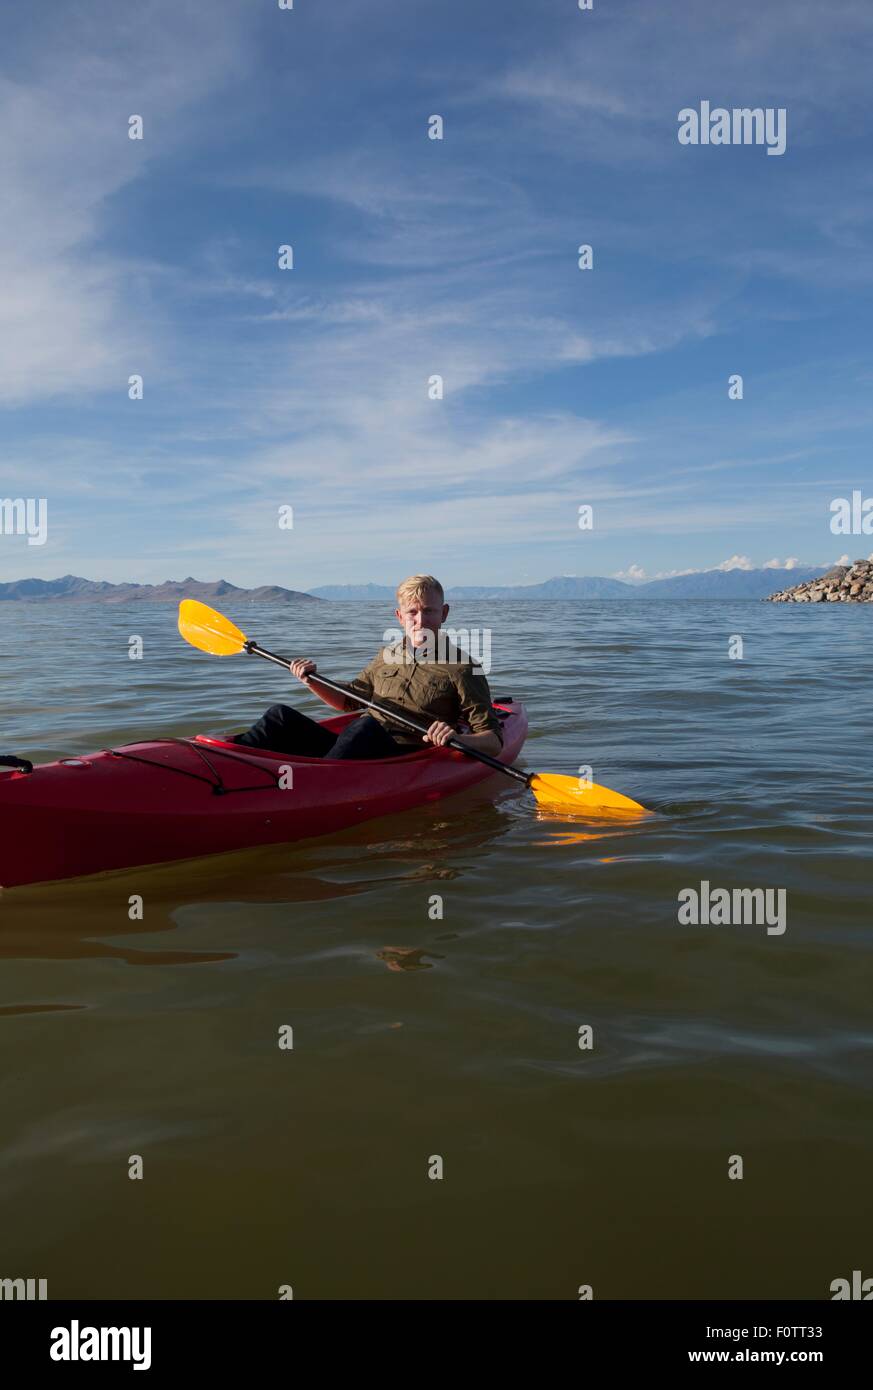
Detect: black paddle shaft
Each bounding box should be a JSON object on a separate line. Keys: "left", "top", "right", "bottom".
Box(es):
{"left": 243, "top": 640, "right": 530, "bottom": 787}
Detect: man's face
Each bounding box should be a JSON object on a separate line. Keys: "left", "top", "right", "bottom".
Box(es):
{"left": 396, "top": 590, "right": 449, "bottom": 647}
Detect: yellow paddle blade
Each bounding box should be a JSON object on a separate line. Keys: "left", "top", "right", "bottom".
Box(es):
{"left": 178, "top": 600, "right": 249, "bottom": 656}
{"left": 529, "top": 772, "right": 649, "bottom": 816}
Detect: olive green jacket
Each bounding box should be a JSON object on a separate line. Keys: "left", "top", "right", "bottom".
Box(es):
{"left": 340, "top": 637, "right": 503, "bottom": 748}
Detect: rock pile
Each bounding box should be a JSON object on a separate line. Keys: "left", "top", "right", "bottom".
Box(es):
{"left": 767, "top": 559, "right": 873, "bottom": 603}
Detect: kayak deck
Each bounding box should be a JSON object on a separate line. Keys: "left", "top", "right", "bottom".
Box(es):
{"left": 0, "top": 702, "right": 527, "bottom": 888}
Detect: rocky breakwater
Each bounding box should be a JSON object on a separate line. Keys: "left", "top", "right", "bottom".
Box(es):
{"left": 767, "top": 559, "right": 873, "bottom": 603}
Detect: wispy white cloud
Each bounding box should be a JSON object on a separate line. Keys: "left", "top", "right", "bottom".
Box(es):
{"left": 491, "top": 0, "right": 873, "bottom": 153}
{"left": 0, "top": 0, "right": 251, "bottom": 405}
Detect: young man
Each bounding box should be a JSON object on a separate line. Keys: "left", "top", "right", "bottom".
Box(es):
{"left": 234, "top": 575, "right": 503, "bottom": 761}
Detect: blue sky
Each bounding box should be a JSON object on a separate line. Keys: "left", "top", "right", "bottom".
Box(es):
{"left": 1, "top": 0, "right": 871, "bottom": 588}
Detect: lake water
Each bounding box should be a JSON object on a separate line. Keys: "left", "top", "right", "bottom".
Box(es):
{"left": 0, "top": 598, "right": 871, "bottom": 1299}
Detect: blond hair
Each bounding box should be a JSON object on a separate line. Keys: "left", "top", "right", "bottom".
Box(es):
{"left": 396, "top": 574, "right": 444, "bottom": 606}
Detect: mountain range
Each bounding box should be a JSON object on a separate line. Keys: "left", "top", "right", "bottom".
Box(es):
{"left": 0, "top": 576, "right": 318, "bottom": 603}
{"left": 310, "top": 568, "right": 830, "bottom": 601}
{"left": 0, "top": 570, "right": 833, "bottom": 603}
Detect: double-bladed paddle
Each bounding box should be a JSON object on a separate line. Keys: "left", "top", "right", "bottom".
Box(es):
{"left": 177, "top": 599, "right": 648, "bottom": 816}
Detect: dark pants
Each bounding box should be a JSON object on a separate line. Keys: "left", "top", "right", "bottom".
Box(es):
{"left": 233, "top": 704, "right": 405, "bottom": 760}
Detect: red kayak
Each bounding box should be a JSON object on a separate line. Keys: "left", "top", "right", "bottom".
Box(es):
{"left": 0, "top": 702, "right": 527, "bottom": 888}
